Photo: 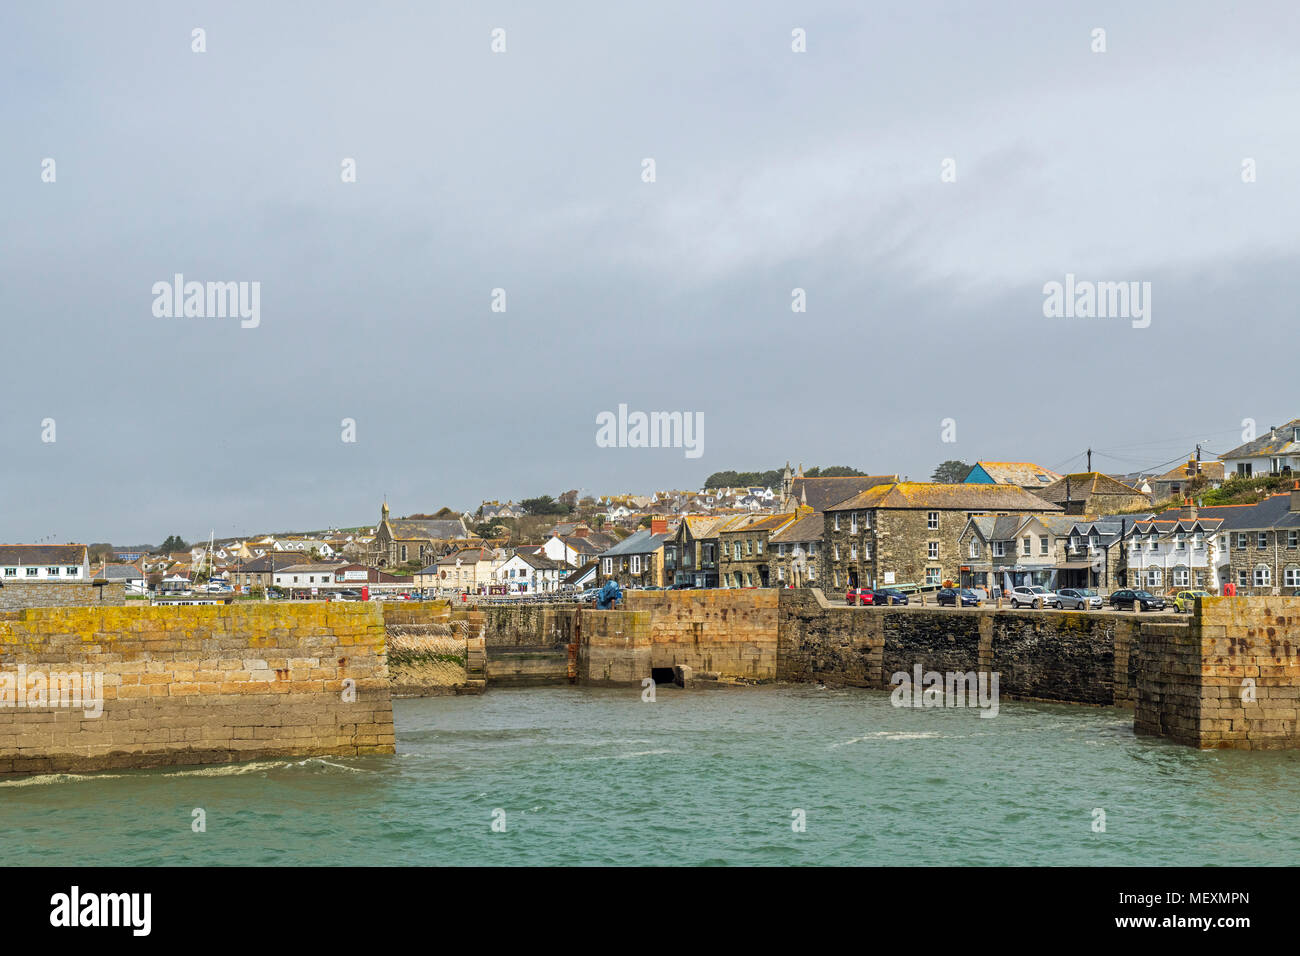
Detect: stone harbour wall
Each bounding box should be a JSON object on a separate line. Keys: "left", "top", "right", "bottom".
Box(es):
{"left": 0, "top": 602, "right": 394, "bottom": 775}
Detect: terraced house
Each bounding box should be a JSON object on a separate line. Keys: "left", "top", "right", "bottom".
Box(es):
{"left": 664, "top": 515, "right": 726, "bottom": 588}
{"left": 1123, "top": 508, "right": 1225, "bottom": 592}
{"left": 717, "top": 513, "right": 796, "bottom": 588}
{"left": 769, "top": 512, "right": 823, "bottom": 587}
{"left": 1194, "top": 486, "right": 1300, "bottom": 594}
{"left": 822, "top": 483, "right": 1061, "bottom": 590}
{"left": 599, "top": 525, "right": 670, "bottom": 589}
{"left": 956, "top": 514, "right": 1078, "bottom": 593}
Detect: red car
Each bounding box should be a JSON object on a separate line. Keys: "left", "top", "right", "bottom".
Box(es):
{"left": 845, "top": 587, "right": 874, "bottom": 606}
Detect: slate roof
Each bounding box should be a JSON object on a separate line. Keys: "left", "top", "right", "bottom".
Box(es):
{"left": 600, "top": 529, "right": 669, "bottom": 557}
{"left": 827, "top": 483, "right": 1063, "bottom": 512}
{"left": 1218, "top": 418, "right": 1300, "bottom": 461}
{"left": 99, "top": 563, "right": 145, "bottom": 580}
{"left": 769, "top": 513, "right": 824, "bottom": 543}
{"left": 787, "top": 475, "right": 899, "bottom": 512}
{"left": 1036, "top": 472, "right": 1145, "bottom": 504}
{"left": 968, "top": 461, "right": 1063, "bottom": 486}
{"left": 1153, "top": 460, "right": 1226, "bottom": 483}
{"left": 387, "top": 518, "right": 469, "bottom": 540}
{"left": 0, "top": 544, "right": 87, "bottom": 565}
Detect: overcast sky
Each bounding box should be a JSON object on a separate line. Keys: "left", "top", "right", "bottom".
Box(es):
{"left": 3, "top": 1, "right": 1298, "bottom": 544}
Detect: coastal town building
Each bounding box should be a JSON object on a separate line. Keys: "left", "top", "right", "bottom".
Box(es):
{"left": 717, "top": 514, "right": 796, "bottom": 588}
{"left": 599, "top": 526, "right": 670, "bottom": 589}
{"left": 664, "top": 515, "right": 725, "bottom": 588}
{"left": 963, "top": 461, "right": 1063, "bottom": 490}
{"left": 768, "top": 512, "right": 823, "bottom": 587}
{"left": 823, "top": 483, "right": 1062, "bottom": 590}
{"left": 0, "top": 544, "right": 90, "bottom": 582}
{"left": 371, "top": 502, "right": 475, "bottom": 567}
{"left": 1034, "top": 472, "right": 1150, "bottom": 515}
{"left": 1217, "top": 419, "right": 1300, "bottom": 477}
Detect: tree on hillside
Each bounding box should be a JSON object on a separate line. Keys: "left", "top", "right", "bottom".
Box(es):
{"left": 931, "top": 460, "right": 972, "bottom": 483}
{"left": 805, "top": 466, "right": 867, "bottom": 478}
{"left": 157, "top": 535, "right": 188, "bottom": 554}
{"left": 520, "top": 495, "right": 570, "bottom": 516}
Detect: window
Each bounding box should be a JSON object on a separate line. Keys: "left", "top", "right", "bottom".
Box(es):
{"left": 808, "top": 566, "right": 816, "bottom": 580}
{"left": 1172, "top": 568, "right": 1189, "bottom": 587}
{"left": 1237, "top": 463, "right": 1252, "bottom": 478}
{"left": 850, "top": 545, "right": 858, "bottom": 561}
{"left": 863, "top": 511, "right": 872, "bottom": 529}
{"left": 993, "top": 541, "right": 1005, "bottom": 557}
{"left": 3, "top": 568, "right": 14, "bottom": 576}
{"left": 1040, "top": 535, "right": 1049, "bottom": 556}
{"left": 1089, "top": 533, "right": 1100, "bottom": 550}
{"left": 864, "top": 542, "right": 873, "bottom": 559}
{"left": 400, "top": 545, "right": 408, "bottom": 561}
{"left": 1194, "top": 570, "right": 1206, "bottom": 587}
{"left": 733, "top": 543, "right": 740, "bottom": 560}
{"left": 631, "top": 556, "right": 641, "bottom": 574}
{"left": 1236, "top": 533, "right": 1248, "bottom": 550}
{"left": 778, "top": 544, "right": 786, "bottom": 556}
{"left": 1257, "top": 532, "right": 1268, "bottom": 549}
{"left": 807, "top": 542, "right": 816, "bottom": 556}
{"left": 850, "top": 513, "right": 858, "bottom": 534}
{"left": 1148, "top": 535, "right": 1158, "bottom": 551}
{"left": 777, "top": 567, "right": 785, "bottom": 582}
{"left": 927, "top": 512, "right": 939, "bottom": 531}
{"left": 1255, "top": 565, "right": 1271, "bottom": 587}
{"left": 47, "top": 567, "right": 60, "bottom": 575}
{"left": 1286, "top": 530, "right": 1298, "bottom": 549}
{"left": 1146, "top": 568, "right": 1162, "bottom": 587}
{"left": 602, "top": 558, "right": 612, "bottom": 573}
{"left": 928, "top": 542, "right": 939, "bottom": 559}
{"left": 1022, "top": 537, "right": 1031, "bottom": 556}
{"left": 1285, "top": 567, "right": 1300, "bottom": 587}
{"left": 26, "top": 567, "right": 38, "bottom": 576}
{"left": 969, "top": 540, "right": 980, "bottom": 559}
{"left": 66, "top": 566, "right": 79, "bottom": 575}
{"left": 833, "top": 545, "right": 839, "bottom": 561}
{"left": 834, "top": 514, "right": 840, "bottom": 531}
{"left": 925, "top": 567, "right": 940, "bottom": 585}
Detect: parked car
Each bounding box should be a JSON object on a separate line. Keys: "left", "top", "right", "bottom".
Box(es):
{"left": 845, "top": 587, "right": 874, "bottom": 606}
{"left": 1173, "top": 589, "right": 1210, "bottom": 613}
{"left": 937, "top": 587, "right": 980, "bottom": 607}
{"left": 871, "top": 587, "right": 909, "bottom": 605}
{"left": 669, "top": 583, "right": 694, "bottom": 590}
{"left": 577, "top": 588, "right": 601, "bottom": 604}
{"left": 1009, "top": 585, "right": 1063, "bottom": 609}
{"left": 1109, "top": 589, "right": 1167, "bottom": 611}
{"left": 1058, "top": 587, "right": 1103, "bottom": 610}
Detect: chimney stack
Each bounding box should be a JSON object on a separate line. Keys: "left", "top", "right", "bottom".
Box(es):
{"left": 1291, "top": 480, "right": 1300, "bottom": 513}
{"left": 650, "top": 516, "right": 668, "bottom": 535}
{"left": 1187, "top": 496, "right": 1197, "bottom": 520}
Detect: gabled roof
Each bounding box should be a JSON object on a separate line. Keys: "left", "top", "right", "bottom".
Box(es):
{"left": 827, "top": 483, "right": 1063, "bottom": 512}
{"left": 386, "top": 517, "right": 470, "bottom": 540}
{"left": 769, "top": 513, "right": 824, "bottom": 543}
{"left": 966, "top": 461, "right": 1063, "bottom": 486}
{"left": 1153, "top": 459, "right": 1226, "bottom": 483}
{"left": 601, "top": 529, "right": 669, "bottom": 557}
{"left": 1218, "top": 418, "right": 1300, "bottom": 461}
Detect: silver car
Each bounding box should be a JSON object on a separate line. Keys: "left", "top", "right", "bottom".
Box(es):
{"left": 1009, "top": 585, "right": 1063, "bottom": 609}
{"left": 1057, "top": 587, "right": 1103, "bottom": 610}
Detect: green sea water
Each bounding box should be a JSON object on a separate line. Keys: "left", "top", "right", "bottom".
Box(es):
{"left": 2, "top": 685, "right": 1297, "bottom": 866}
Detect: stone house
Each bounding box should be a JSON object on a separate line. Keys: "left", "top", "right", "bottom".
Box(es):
{"left": 768, "top": 512, "right": 824, "bottom": 587}
{"left": 599, "top": 527, "right": 670, "bottom": 589}
{"left": 822, "top": 483, "right": 1062, "bottom": 591}
{"left": 664, "top": 515, "right": 726, "bottom": 588}
{"left": 1148, "top": 459, "right": 1225, "bottom": 502}
{"left": 776, "top": 464, "right": 899, "bottom": 513}
{"left": 1192, "top": 487, "right": 1300, "bottom": 594}
{"left": 957, "top": 514, "right": 1078, "bottom": 593}
{"left": 1034, "top": 472, "right": 1150, "bottom": 515}
{"left": 717, "top": 514, "right": 796, "bottom": 588}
